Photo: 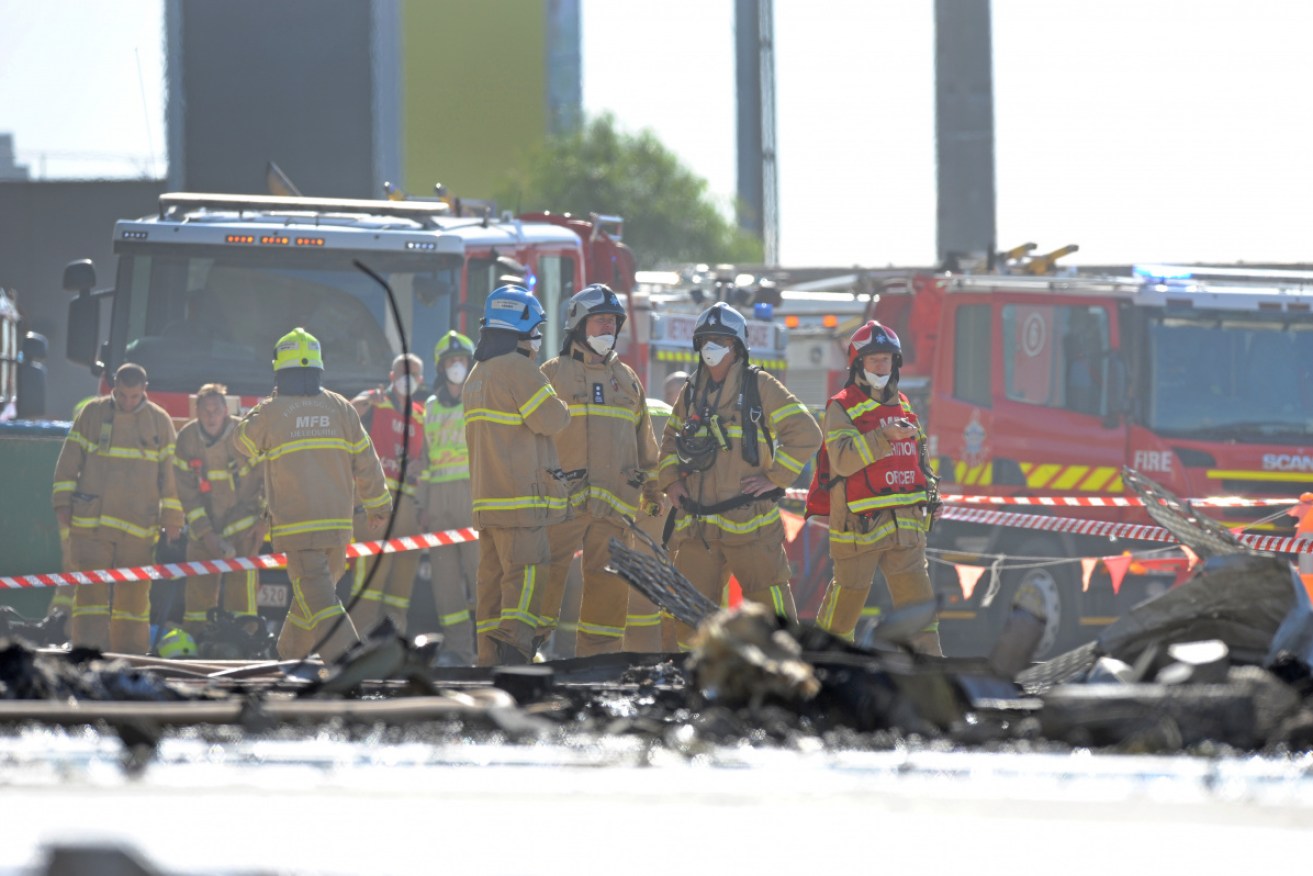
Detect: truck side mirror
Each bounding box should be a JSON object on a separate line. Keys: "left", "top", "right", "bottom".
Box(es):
{"left": 1102, "top": 351, "right": 1128, "bottom": 427}
{"left": 63, "top": 259, "right": 96, "bottom": 293}
{"left": 66, "top": 293, "right": 101, "bottom": 368}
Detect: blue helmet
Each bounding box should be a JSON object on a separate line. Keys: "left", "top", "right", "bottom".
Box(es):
{"left": 483, "top": 285, "right": 545, "bottom": 334}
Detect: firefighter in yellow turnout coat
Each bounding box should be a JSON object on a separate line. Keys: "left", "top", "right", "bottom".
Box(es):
{"left": 811, "top": 320, "right": 942, "bottom": 655}
{"left": 174, "top": 383, "right": 266, "bottom": 633}
{"left": 465, "top": 286, "right": 571, "bottom": 665}
{"left": 51, "top": 363, "right": 184, "bottom": 653}
{"left": 537, "top": 285, "right": 662, "bottom": 656}
{"left": 234, "top": 328, "right": 392, "bottom": 660}
{"left": 658, "top": 303, "right": 821, "bottom": 645}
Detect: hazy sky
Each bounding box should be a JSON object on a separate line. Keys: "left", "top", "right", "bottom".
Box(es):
{"left": 4, "top": 1, "right": 1313, "bottom": 267}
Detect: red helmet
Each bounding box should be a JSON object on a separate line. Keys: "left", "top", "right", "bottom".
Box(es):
{"left": 847, "top": 320, "right": 903, "bottom": 368}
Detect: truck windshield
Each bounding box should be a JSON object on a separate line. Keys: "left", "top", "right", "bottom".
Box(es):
{"left": 1147, "top": 314, "right": 1313, "bottom": 440}
{"left": 110, "top": 246, "right": 461, "bottom": 398}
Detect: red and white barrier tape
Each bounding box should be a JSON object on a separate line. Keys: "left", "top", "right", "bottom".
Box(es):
{"left": 0, "top": 527, "right": 480, "bottom": 591}
{"left": 781, "top": 487, "right": 1295, "bottom": 509}
{"left": 796, "top": 503, "right": 1313, "bottom": 556}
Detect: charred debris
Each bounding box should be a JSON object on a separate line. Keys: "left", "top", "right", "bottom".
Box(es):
{"left": 4, "top": 469, "right": 1313, "bottom": 759}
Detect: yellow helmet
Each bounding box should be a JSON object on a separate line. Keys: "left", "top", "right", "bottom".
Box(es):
{"left": 157, "top": 627, "right": 197, "bottom": 659}
{"left": 434, "top": 330, "right": 475, "bottom": 364}
{"left": 273, "top": 327, "right": 324, "bottom": 371}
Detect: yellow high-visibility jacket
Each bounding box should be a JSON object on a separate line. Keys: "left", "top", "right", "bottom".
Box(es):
{"left": 233, "top": 389, "right": 390, "bottom": 551}
{"left": 51, "top": 395, "right": 184, "bottom": 544}
{"left": 463, "top": 349, "right": 570, "bottom": 529}
{"left": 543, "top": 344, "right": 659, "bottom": 521}
{"left": 421, "top": 386, "right": 469, "bottom": 487}
{"left": 658, "top": 363, "right": 821, "bottom": 542}
{"left": 174, "top": 415, "right": 264, "bottom": 543}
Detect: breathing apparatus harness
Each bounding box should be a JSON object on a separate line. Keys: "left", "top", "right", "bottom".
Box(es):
{"left": 664, "top": 360, "right": 784, "bottom": 546}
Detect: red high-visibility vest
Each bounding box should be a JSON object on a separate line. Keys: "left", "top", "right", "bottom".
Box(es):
{"left": 805, "top": 384, "right": 926, "bottom": 518}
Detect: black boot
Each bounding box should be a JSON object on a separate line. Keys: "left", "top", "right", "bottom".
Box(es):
{"left": 494, "top": 639, "right": 530, "bottom": 666}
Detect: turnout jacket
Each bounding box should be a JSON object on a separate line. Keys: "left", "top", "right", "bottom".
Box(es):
{"left": 823, "top": 377, "right": 930, "bottom": 555}
{"left": 233, "top": 389, "right": 391, "bottom": 551}
{"left": 542, "top": 343, "right": 659, "bottom": 521}
{"left": 51, "top": 395, "right": 184, "bottom": 543}
{"left": 173, "top": 415, "right": 264, "bottom": 543}
{"left": 657, "top": 364, "right": 821, "bottom": 541}
{"left": 463, "top": 349, "right": 570, "bottom": 529}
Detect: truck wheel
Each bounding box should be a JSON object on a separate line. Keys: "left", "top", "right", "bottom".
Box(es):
{"left": 993, "top": 537, "right": 1081, "bottom": 660}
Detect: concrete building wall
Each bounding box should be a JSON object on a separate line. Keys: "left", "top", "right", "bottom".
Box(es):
{"left": 0, "top": 180, "right": 165, "bottom": 418}
{"left": 166, "top": 0, "right": 399, "bottom": 198}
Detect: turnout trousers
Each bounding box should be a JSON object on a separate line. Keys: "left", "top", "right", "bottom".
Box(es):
{"left": 278, "top": 546, "right": 361, "bottom": 662}
{"left": 69, "top": 535, "right": 156, "bottom": 654}
{"left": 671, "top": 515, "right": 797, "bottom": 648}
{"left": 348, "top": 494, "right": 424, "bottom": 637}
{"left": 816, "top": 507, "right": 942, "bottom": 655}
{"left": 537, "top": 513, "right": 631, "bottom": 657}
{"left": 424, "top": 478, "right": 476, "bottom": 663}
{"left": 181, "top": 528, "right": 261, "bottom": 633}
{"left": 475, "top": 525, "right": 548, "bottom": 665}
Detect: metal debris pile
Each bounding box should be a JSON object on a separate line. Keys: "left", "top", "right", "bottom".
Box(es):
{"left": 2, "top": 469, "right": 1313, "bottom": 759}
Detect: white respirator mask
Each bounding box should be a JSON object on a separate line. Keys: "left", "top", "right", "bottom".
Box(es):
{"left": 393, "top": 375, "right": 419, "bottom": 396}
{"left": 865, "top": 370, "right": 891, "bottom": 390}
{"left": 587, "top": 334, "right": 616, "bottom": 356}
{"left": 700, "top": 342, "right": 731, "bottom": 367}
{"left": 528, "top": 335, "right": 543, "bottom": 354}
{"left": 444, "top": 362, "right": 468, "bottom": 384}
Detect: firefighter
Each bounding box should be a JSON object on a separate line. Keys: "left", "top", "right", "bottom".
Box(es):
{"left": 173, "top": 383, "right": 266, "bottom": 635}
{"left": 658, "top": 302, "right": 821, "bottom": 645}
{"left": 347, "top": 353, "right": 426, "bottom": 637}
{"left": 233, "top": 328, "right": 391, "bottom": 661}
{"left": 809, "top": 320, "right": 943, "bottom": 655}
{"left": 420, "top": 330, "right": 478, "bottom": 664}
{"left": 464, "top": 285, "right": 571, "bottom": 665}
{"left": 51, "top": 362, "right": 184, "bottom": 654}
{"left": 535, "top": 284, "right": 662, "bottom": 657}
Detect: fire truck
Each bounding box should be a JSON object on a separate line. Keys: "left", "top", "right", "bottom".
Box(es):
{"left": 862, "top": 263, "right": 1313, "bottom": 656}
{"left": 628, "top": 265, "right": 787, "bottom": 392}
{"left": 60, "top": 193, "right": 787, "bottom": 417}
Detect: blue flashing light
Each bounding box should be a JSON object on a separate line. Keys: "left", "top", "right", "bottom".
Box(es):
{"left": 1133, "top": 264, "right": 1194, "bottom": 281}
{"left": 525, "top": 270, "right": 538, "bottom": 291}
{"left": 754, "top": 302, "right": 773, "bottom": 321}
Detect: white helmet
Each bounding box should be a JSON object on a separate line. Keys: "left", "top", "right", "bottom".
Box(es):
{"left": 564, "top": 283, "right": 627, "bottom": 335}
{"left": 692, "top": 302, "right": 749, "bottom": 353}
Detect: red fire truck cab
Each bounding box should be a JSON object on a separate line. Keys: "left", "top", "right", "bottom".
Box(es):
{"left": 871, "top": 265, "right": 1313, "bottom": 656}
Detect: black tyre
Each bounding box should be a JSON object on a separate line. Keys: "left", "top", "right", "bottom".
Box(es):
{"left": 991, "top": 537, "right": 1082, "bottom": 660}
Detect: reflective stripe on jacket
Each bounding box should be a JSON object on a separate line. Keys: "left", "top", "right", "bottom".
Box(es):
{"left": 464, "top": 349, "right": 571, "bottom": 528}
{"left": 543, "top": 345, "right": 659, "bottom": 522}
{"left": 51, "top": 395, "right": 184, "bottom": 543}
{"left": 233, "top": 389, "right": 391, "bottom": 550}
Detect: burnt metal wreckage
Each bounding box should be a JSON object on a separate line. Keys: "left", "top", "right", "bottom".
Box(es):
{"left": 4, "top": 467, "right": 1313, "bottom": 760}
